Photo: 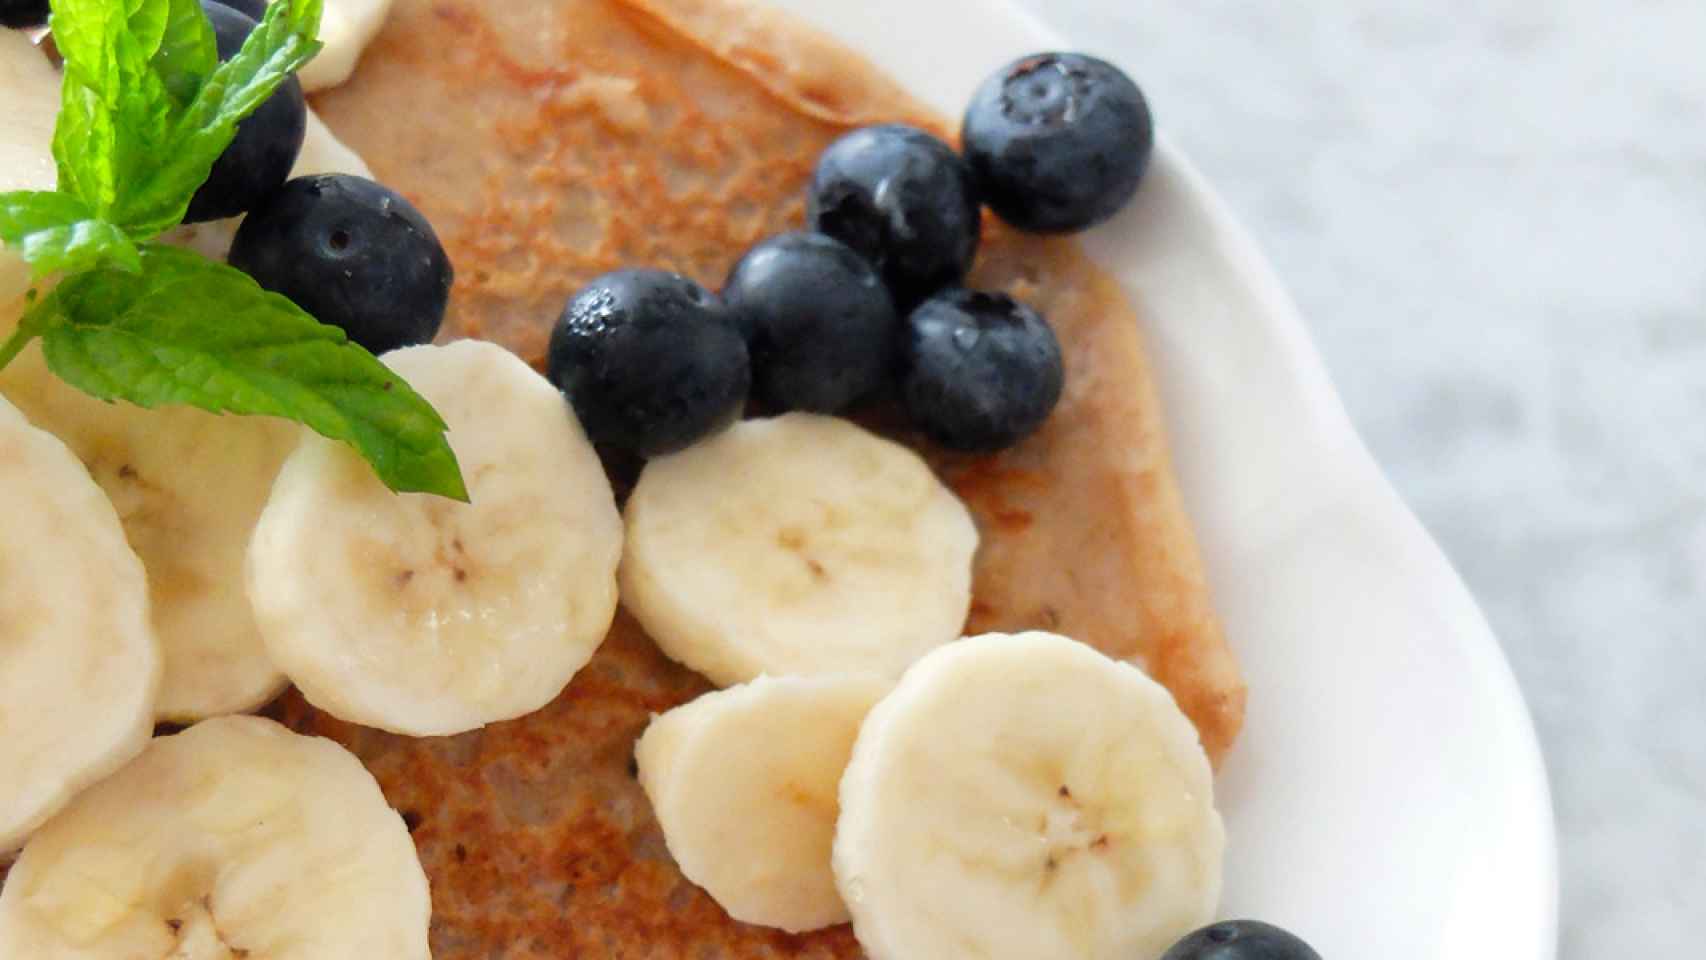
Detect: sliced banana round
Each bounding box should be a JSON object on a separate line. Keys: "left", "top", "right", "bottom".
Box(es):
{"left": 622, "top": 413, "right": 978, "bottom": 686}
{"left": 277, "top": 0, "right": 395, "bottom": 92}
{"left": 0, "top": 716, "right": 430, "bottom": 959}
{"left": 834, "top": 632, "right": 1225, "bottom": 960}
{"left": 0, "top": 303, "right": 302, "bottom": 720}
{"left": 636, "top": 674, "right": 888, "bottom": 933}
{"left": 0, "top": 80, "right": 372, "bottom": 720}
{"left": 0, "top": 30, "right": 61, "bottom": 303}
{"left": 0, "top": 396, "right": 159, "bottom": 852}
{"left": 74, "top": 408, "right": 300, "bottom": 719}
{"left": 295, "top": 108, "right": 374, "bottom": 179}
{"left": 249, "top": 339, "right": 623, "bottom": 736}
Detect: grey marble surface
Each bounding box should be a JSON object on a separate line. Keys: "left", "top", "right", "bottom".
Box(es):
{"left": 1011, "top": 0, "right": 1704, "bottom": 955}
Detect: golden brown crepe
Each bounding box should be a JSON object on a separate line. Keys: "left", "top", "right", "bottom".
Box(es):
{"left": 262, "top": 0, "right": 1244, "bottom": 953}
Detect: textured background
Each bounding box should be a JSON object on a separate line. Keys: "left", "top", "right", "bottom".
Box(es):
{"left": 1011, "top": 0, "right": 1704, "bottom": 955}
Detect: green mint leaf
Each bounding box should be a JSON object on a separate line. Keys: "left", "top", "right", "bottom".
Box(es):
{"left": 49, "top": 48, "right": 120, "bottom": 213}
{"left": 49, "top": 0, "right": 320, "bottom": 239}
{"left": 22, "top": 1, "right": 464, "bottom": 505}
{"left": 49, "top": 0, "right": 175, "bottom": 220}
{"left": 20, "top": 219, "right": 142, "bottom": 277}
{"left": 47, "top": 0, "right": 126, "bottom": 97}
{"left": 27, "top": 245, "right": 468, "bottom": 501}
{"left": 152, "top": 0, "right": 221, "bottom": 106}
{"left": 0, "top": 191, "right": 141, "bottom": 278}
{"left": 0, "top": 191, "right": 92, "bottom": 237}
{"left": 123, "top": 0, "right": 172, "bottom": 59}
{"left": 112, "top": 0, "right": 324, "bottom": 237}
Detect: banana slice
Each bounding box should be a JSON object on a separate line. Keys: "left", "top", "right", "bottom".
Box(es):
{"left": 0, "top": 396, "right": 159, "bottom": 852}
{"left": 273, "top": 0, "right": 395, "bottom": 91}
{"left": 295, "top": 108, "right": 374, "bottom": 179}
{"left": 0, "top": 716, "right": 431, "bottom": 958}
{"left": 0, "top": 78, "right": 374, "bottom": 719}
{"left": 0, "top": 11, "right": 394, "bottom": 719}
{"left": 636, "top": 674, "right": 888, "bottom": 933}
{"left": 0, "top": 30, "right": 60, "bottom": 304}
{"left": 249, "top": 339, "right": 623, "bottom": 736}
{"left": 622, "top": 413, "right": 978, "bottom": 686}
{"left": 0, "top": 300, "right": 303, "bottom": 720}
{"left": 834, "top": 632, "right": 1224, "bottom": 960}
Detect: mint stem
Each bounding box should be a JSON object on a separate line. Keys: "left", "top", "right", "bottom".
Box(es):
{"left": 0, "top": 326, "right": 35, "bottom": 374}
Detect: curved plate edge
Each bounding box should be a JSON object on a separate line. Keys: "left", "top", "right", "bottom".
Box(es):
{"left": 760, "top": 0, "right": 1558, "bottom": 955}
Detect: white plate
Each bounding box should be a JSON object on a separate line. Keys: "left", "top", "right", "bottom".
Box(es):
{"left": 768, "top": 0, "right": 1561, "bottom": 955}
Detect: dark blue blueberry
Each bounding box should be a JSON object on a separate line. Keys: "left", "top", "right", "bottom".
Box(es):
{"left": 209, "top": 0, "right": 269, "bottom": 19}
{"left": 722, "top": 232, "right": 898, "bottom": 414}
{"left": 0, "top": 0, "right": 49, "bottom": 28}
{"left": 962, "top": 53, "right": 1153, "bottom": 233}
{"left": 182, "top": 1, "right": 306, "bottom": 223}
{"left": 1162, "top": 920, "right": 1323, "bottom": 960}
{"left": 547, "top": 269, "right": 750, "bottom": 457}
{"left": 806, "top": 125, "right": 981, "bottom": 311}
{"left": 229, "top": 174, "right": 453, "bottom": 354}
{"left": 899, "top": 288, "right": 1063, "bottom": 453}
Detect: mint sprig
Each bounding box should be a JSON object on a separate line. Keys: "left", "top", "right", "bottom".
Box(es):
{"left": 10, "top": 246, "right": 465, "bottom": 496}
{"left": 0, "top": 0, "right": 468, "bottom": 501}
{"left": 49, "top": 0, "right": 224, "bottom": 228}
{"left": 0, "top": 192, "right": 139, "bottom": 277}
{"left": 118, "top": 0, "right": 323, "bottom": 235}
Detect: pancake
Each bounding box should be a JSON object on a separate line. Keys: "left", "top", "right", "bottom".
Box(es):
{"left": 262, "top": 0, "right": 1245, "bottom": 953}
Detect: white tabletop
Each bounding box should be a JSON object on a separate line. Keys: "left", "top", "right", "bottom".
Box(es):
{"left": 1013, "top": 0, "right": 1703, "bottom": 955}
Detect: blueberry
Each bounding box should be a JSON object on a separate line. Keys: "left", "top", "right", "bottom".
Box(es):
{"left": 1161, "top": 920, "right": 1323, "bottom": 960}
{"left": 182, "top": 1, "right": 306, "bottom": 223}
{"left": 962, "top": 53, "right": 1153, "bottom": 233}
{"left": 548, "top": 269, "right": 750, "bottom": 457}
{"left": 899, "top": 288, "right": 1063, "bottom": 453}
{"left": 0, "top": 0, "right": 49, "bottom": 28}
{"left": 209, "top": 0, "right": 269, "bottom": 19}
{"left": 721, "top": 232, "right": 898, "bottom": 414}
{"left": 806, "top": 125, "right": 981, "bottom": 310}
{"left": 229, "top": 174, "right": 454, "bottom": 354}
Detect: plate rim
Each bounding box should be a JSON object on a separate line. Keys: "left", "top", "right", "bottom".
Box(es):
{"left": 1001, "top": 3, "right": 1561, "bottom": 953}
{"left": 1142, "top": 133, "right": 1562, "bottom": 956}
{"left": 761, "top": 0, "right": 1560, "bottom": 953}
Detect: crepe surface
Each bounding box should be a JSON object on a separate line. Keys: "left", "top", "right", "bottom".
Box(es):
{"left": 265, "top": 0, "right": 1246, "bottom": 953}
